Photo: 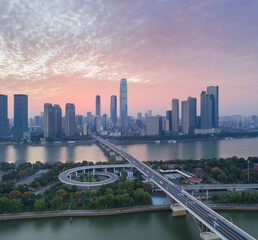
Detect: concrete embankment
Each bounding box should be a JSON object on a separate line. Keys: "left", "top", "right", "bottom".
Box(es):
{"left": 0, "top": 205, "right": 170, "bottom": 221}
{"left": 207, "top": 204, "right": 258, "bottom": 211}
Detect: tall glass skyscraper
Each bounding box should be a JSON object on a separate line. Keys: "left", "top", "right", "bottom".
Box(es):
{"left": 54, "top": 104, "right": 62, "bottom": 136}
{"left": 14, "top": 94, "right": 28, "bottom": 139}
{"left": 44, "top": 103, "right": 55, "bottom": 138}
{"left": 110, "top": 95, "right": 117, "bottom": 124}
{"left": 200, "top": 86, "right": 219, "bottom": 129}
{"left": 96, "top": 95, "right": 101, "bottom": 117}
{"left": 65, "top": 103, "right": 75, "bottom": 137}
{"left": 120, "top": 78, "right": 127, "bottom": 125}
{"left": 172, "top": 99, "right": 179, "bottom": 133}
{"left": 0, "top": 95, "right": 8, "bottom": 138}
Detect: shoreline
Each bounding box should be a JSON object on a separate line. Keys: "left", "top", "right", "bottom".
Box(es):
{"left": 1, "top": 204, "right": 258, "bottom": 221}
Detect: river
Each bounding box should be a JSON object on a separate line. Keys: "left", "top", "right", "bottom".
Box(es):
{"left": 0, "top": 210, "right": 257, "bottom": 240}
{"left": 1, "top": 137, "right": 258, "bottom": 164}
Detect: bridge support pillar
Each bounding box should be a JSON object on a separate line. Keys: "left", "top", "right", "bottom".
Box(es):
{"left": 93, "top": 169, "right": 95, "bottom": 176}
{"left": 83, "top": 170, "right": 85, "bottom": 174}
{"left": 104, "top": 168, "right": 107, "bottom": 173}
{"left": 170, "top": 204, "right": 186, "bottom": 217}
{"left": 200, "top": 232, "right": 220, "bottom": 240}
{"left": 206, "top": 190, "right": 209, "bottom": 200}
{"left": 75, "top": 171, "right": 78, "bottom": 177}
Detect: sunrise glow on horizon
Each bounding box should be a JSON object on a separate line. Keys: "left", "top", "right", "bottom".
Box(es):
{"left": 1, "top": 0, "right": 258, "bottom": 117}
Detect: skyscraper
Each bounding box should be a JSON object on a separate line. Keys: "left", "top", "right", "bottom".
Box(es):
{"left": 44, "top": 103, "right": 55, "bottom": 138}
{"left": 96, "top": 95, "right": 101, "bottom": 117}
{"left": 14, "top": 94, "right": 28, "bottom": 138}
{"left": 207, "top": 86, "right": 219, "bottom": 128}
{"left": 172, "top": 99, "right": 179, "bottom": 133}
{"left": 181, "top": 101, "right": 189, "bottom": 133}
{"left": 54, "top": 104, "right": 62, "bottom": 136}
{"left": 110, "top": 95, "right": 117, "bottom": 124}
{"left": 188, "top": 97, "right": 197, "bottom": 131}
{"left": 120, "top": 78, "right": 127, "bottom": 126}
{"left": 0, "top": 95, "right": 8, "bottom": 138}
{"left": 200, "top": 86, "right": 219, "bottom": 129}
{"left": 65, "top": 103, "right": 75, "bottom": 137}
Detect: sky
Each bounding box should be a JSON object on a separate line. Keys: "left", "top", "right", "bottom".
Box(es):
{"left": 0, "top": 0, "right": 258, "bottom": 117}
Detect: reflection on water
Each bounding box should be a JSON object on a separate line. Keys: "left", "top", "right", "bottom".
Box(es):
{"left": 1, "top": 137, "right": 258, "bottom": 164}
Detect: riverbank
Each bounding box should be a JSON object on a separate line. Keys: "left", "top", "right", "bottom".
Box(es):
{"left": 0, "top": 205, "right": 170, "bottom": 221}
{"left": 1, "top": 203, "right": 258, "bottom": 221}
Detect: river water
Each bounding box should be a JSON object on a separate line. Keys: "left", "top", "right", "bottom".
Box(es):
{"left": 0, "top": 210, "right": 257, "bottom": 240}
{"left": 1, "top": 137, "right": 258, "bottom": 164}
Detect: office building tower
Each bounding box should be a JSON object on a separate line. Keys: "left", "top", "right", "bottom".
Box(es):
{"left": 147, "top": 110, "right": 152, "bottom": 117}
{"left": 87, "top": 112, "right": 92, "bottom": 126}
{"left": 34, "top": 115, "right": 40, "bottom": 126}
{"left": 65, "top": 103, "right": 75, "bottom": 137}
{"left": 110, "top": 95, "right": 117, "bottom": 124}
{"left": 200, "top": 86, "right": 219, "bottom": 129}
{"left": 14, "top": 94, "right": 28, "bottom": 138}
{"left": 137, "top": 112, "right": 142, "bottom": 120}
{"left": 166, "top": 110, "right": 172, "bottom": 132}
{"left": 120, "top": 78, "right": 127, "bottom": 126}
{"left": 181, "top": 101, "right": 189, "bottom": 133}
{"left": 207, "top": 86, "right": 219, "bottom": 128}
{"left": 44, "top": 103, "right": 55, "bottom": 138}
{"left": 172, "top": 99, "right": 179, "bottom": 133}
{"left": 0, "top": 95, "right": 8, "bottom": 138}
{"left": 76, "top": 115, "right": 84, "bottom": 135}
{"left": 96, "top": 95, "right": 101, "bottom": 117}
{"left": 188, "top": 97, "right": 197, "bottom": 131}
{"left": 54, "top": 104, "right": 62, "bottom": 136}
{"left": 146, "top": 116, "right": 162, "bottom": 135}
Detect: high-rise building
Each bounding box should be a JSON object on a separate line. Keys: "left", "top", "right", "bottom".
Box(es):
{"left": 146, "top": 116, "right": 162, "bottom": 135}
{"left": 137, "top": 112, "right": 142, "bottom": 120}
{"left": 166, "top": 110, "right": 172, "bottom": 132}
{"left": 14, "top": 94, "right": 28, "bottom": 139}
{"left": 181, "top": 101, "right": 189, "bottom": 133}
{"left": 207, "top": 86, "right": 219, "bottom": 128}
{"left": 87, "top": 112, "right": 92, "bottom": 127}
{"left": 172, "top": 99, "right": 179, "bottom": 133}
{"left": 120, "top": 78, "right": 127, "bottom": 126}
{"left": 200, "top": 86, "right": 219, "bottom": 129}
{"left": 110, "top": 95, "right": 117, "bottom": 124}
{"left": 96, "top": 95, "right": 101, "bottom": 117}
{"left": 33, "top": 115, "right": 41, "bottom": 126}
{"left": 54, "top": 104, "right": 62, "bottom": 136}
{"left": 188, "top": 97, "right": 197, "bottom": 131}
{"left": 65, "top": 103, "right": 75, "bottom": 137}
{"left": 147, "top": 110, "right": 152, "bottom": 117}
{"left": 44, "top": 103, "right": 55, "bottom": 138}
{"left": 0, "top": 95, "right": 8, "bottom": 138}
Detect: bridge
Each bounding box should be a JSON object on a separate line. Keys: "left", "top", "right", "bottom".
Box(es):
{"left": 90, "top": 132, "right": 255, "bottom": 240}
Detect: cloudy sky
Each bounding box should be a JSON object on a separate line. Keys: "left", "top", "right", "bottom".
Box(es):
{"left": 0, "top": 0, "right": 258, "bottom": 117}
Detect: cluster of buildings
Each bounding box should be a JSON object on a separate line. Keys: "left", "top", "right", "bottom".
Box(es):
{"left": 146, "top": 86, "right": 219, "bottom": 136}
{"left": 3, "top": 82, "right": 255, "bottom": 140}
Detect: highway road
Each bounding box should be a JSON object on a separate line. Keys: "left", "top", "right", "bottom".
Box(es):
{"left": 91, "top": 132, "right": 255, "bottom": 240}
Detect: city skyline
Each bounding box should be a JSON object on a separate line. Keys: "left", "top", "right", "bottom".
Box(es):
{"left": 0, "top": 1, "right": 258, "bottom": 116}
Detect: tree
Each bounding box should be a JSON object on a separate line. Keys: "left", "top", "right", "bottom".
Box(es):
{"left": 143, "top": 182, "right": 152, "bottom": 194}
{"left": 50, "top": 196, "right": 63, "bottom": 210}
{"left": 134, "top": 188, "right": 152, "bottom": 205}
{"left": 56, "top": 189, "right": 67, "bottom": 198}
{"left": 9, "top": 199, "right": 22, "bottom": 213}
{"left": 0, "top": 197, "right": 10, "bottom": 213}
{"left": 34, "top": 199, "right": 45, "bottom": 212}
{"left": 9, "top": 190, "right": 21, "bottom": 199}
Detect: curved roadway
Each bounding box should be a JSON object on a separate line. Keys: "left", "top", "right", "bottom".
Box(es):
{"left": 59, "top": 166, "right": 119, "bottom": 187}
{"left": 90, "top": 132, "right": 255, "bottom": 240}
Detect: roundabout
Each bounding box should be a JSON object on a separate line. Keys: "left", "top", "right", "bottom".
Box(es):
{"left": 59, "top": 164, "right": 133, "bottom": 188}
